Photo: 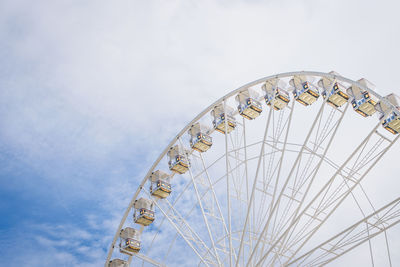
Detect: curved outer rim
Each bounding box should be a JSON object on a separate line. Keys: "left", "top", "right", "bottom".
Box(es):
{"left": 105, "top": 70, "right": 399, "bottom": 265}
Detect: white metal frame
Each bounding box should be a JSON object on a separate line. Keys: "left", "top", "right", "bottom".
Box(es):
{"left": 105, "top": 71, "right": 400, "bottom": 267}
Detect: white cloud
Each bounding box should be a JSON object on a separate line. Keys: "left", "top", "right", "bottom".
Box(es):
{"left": 0, "top": 0, "right": 400, "bottom": 266}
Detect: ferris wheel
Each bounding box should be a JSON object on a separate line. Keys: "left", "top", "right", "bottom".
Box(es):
{"left": 105, "top": 71, "right": 400, "bottom": 267}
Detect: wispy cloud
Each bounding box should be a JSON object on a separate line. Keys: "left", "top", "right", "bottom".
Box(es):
{"left": 0, "top": 0, "right": 399, "bottom": 266}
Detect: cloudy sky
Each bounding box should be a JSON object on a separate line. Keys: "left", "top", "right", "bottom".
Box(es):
{"left": 0, "top": 0, "right": 399, "bottom": 266}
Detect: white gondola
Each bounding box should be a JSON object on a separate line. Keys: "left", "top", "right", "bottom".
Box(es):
{"left": 188, "top": 123, "right": 212, "bottom": 152}
{"left": 318, "top": 71, "right": 349, "bottom": 108}
{"left": 376, "top": 93, "right": 400, "bottom": 134}
{"left": 262, "top": 78, "right": 290, "bottom": 110}
{"left": 109, "top": 259, "right": 128, "bottom": 267}
{"left": 347, "top": 78, "right": 378, "bottom": 117}
{"left": 168, "top": 145, "right": 190, "bottom": 174}
{"left": 290, "top": 75, "right": 320, "bottom": 106}
{"left": 119, "top": 227, "right": 141, "bottom": 254}
{"left": 150, "top": 170, "right": 172, "bottom": 198}
{"left": 235, "top": 89, "right": 263, "bottom": 120}
{"left": 211, "top": 104, "right": 236, "bottom": 134}
{"left": 133, "top": 198, "right": 155, "bottom": 226}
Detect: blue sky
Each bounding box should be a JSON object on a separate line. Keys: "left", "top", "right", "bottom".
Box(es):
{"left": 1, "top": 0, "right": 400, "bottom": 266}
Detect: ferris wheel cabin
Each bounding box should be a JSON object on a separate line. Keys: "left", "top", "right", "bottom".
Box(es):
{"left": 290, "top": 75, "right": 320, "bottom": 106}
{"left": 188, "top": 123, "right": 213, "bottom": 152}
{"left": 347, "top": 78, "right": 378, "bottom": 117}
{"left": 211, "top": 104, "right": 237, "bottom": 134}
{"left": 150, "top": 170, "right": 172, "bottom": 199}
{"left": 168, "top": 145, "right": 190, "bottom": 174}
{"left": 133, "top": 198, "right": 155, "bottom": 226}
{"left": 108, "top": 259, "right": 128, "bottom": 267}
{"left": 318, "top": 72, "right": 349, "bottom": 108}
{"left": 376, "top": 93, "right": 400, "bottom": 134}
{"left": 235, "top": 89, "right": 263, "bottom": 120}
{"left": 119, "top": 227, "right": 141, "bottom": 254}
{"left": 262, "top": 79, "right": 290, "bottom": 110}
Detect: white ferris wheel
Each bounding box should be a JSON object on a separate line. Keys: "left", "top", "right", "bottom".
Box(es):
{"left": 105, "top": 71, "right": 400, "bottom": 267}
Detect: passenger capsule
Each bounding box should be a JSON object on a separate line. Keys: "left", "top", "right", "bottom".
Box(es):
{"left": 188, "top": 123, "right": 212, "bottom": 152}
{"left": 290, "top": 75, "right": 320, "bottom": 106}
{"left": 318, "top": 71, "right": 349, "bottom": 108}
{"left": 235, "top": 89, "right": 263, "bottom": 120}
{"left": 168, "top": 145, "right": 190, "bottom": 174}
{"left": 119, "top": 227, "right": 141, "bottom": 254}
{"left": 262, "top": 78, "right": 290, "bottom": 110}
{"left": 376, "top": 93, "right": 400, "bottom": 134}
{"left": 133, "top": 198, "right": 155, "bottom": 226}
{"left": 211, "top": 104, "right": 236, "bottom": 134}
{"left": 347, "top": 78, "right": 378, "bottom": 117}
{"left": 150, "top": 170, "right": 172, "bottom": 198}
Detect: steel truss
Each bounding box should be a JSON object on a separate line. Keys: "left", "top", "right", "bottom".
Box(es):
{"left": 105, "top": 71, "right": 400, "bottom": 267}
{"left": 288, "top": 197, "right": 400, "bottom": 266}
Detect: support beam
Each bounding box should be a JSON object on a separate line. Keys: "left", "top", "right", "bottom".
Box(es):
{"left": 224, "top": 100, "right": 234, "bottom": 267}
{"left": 180, "top": 138, "right": 222, "bottom": 266}
{"left": 288, "top": 197, "right": 400, "bottom": 266}
{"left": 131, "top": 252, "right": 167, "bottom": 267}
{"left": 256, "top": 124, "right": 399, "bottom": 266}
{"left": 247, "top": 99, "right": 328, "bottom": 266}
{"left": 143, "top": 188, "right": 214, "bottom": 266}
{"left": 235, "top": 106, "right": 273, "bottom": 266}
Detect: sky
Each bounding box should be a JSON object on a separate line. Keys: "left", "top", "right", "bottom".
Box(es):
{"left": 0, "top": 0, "right": 400, "bottom": 266}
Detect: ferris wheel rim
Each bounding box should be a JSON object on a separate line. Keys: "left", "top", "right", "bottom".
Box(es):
{"left": 105, "top": 70, "right": 399, "bottom": 266}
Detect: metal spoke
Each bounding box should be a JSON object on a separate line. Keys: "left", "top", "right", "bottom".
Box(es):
{"left": 288, "top": 197, "right": 400, "bottom": 266}
{"left": 257, "top": 124, "right": 399, "bottom": 266}
{"left": 235, "top": 106, "right": 273, "bottom": 266}
{"left": 105, "top": 71, "right": 400, "bottom": 267}
{"left": 131, "top": 253, "right": 167, "bottom": 267}
{"left": 248, "top": 99, "right": 328, "bottom": 266}
{"left": 143, "top": 188, "right": 215, "bottom": 266}
{"left": 267, "top": 103, "right": 349, "bottom": 264}
{"left": 223, "top": 100, "right": 234, "bottom": 267}
{"left": 178, "top": 138, "right": 222, "bottom": 266}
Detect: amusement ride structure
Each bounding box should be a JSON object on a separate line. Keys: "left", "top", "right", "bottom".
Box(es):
{"left": 105, "top": 71, "right": 400, "bottom": 267}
